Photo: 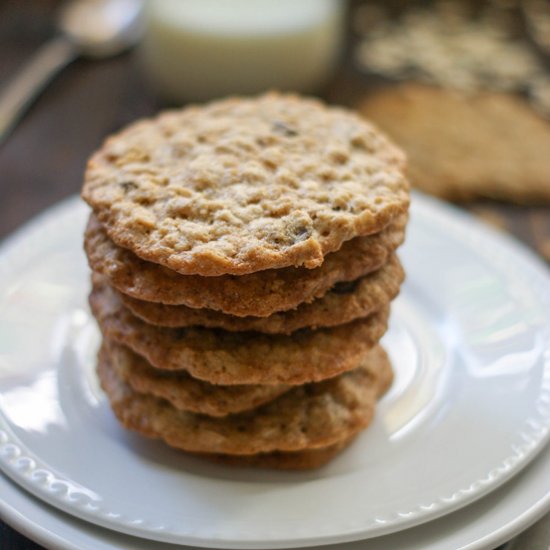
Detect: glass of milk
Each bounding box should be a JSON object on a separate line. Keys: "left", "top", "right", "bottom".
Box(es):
{"left": 140, "top": 0, "right": 345, "bottom": 103}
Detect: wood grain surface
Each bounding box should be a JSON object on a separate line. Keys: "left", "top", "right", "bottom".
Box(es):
{"left": 0, "top": 1, "right": 548, "bottom": 549}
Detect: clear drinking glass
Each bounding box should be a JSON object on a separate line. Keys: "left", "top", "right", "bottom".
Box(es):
{"left": 140, "top": 0, "right": 345, "bottom": 103}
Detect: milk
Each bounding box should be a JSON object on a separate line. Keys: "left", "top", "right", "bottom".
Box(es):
{"left": 141, "top": 0, "right": 344, "bottom": 102}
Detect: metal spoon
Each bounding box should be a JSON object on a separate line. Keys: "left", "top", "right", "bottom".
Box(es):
{"left": 0, "top": 0, "right": 143, "bottom": 145}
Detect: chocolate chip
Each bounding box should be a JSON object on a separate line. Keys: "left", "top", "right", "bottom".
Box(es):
{"left": 272, "top": 121, "right": 298, "bottom": 137}
{"left": 119, "top": 181, "right": 138, "bottom": 192}
{"left": 292, "top": 225, "right": 311, "bottom": 242}
{"left": 332, "top": 280, "right": 359, "bottom": 295}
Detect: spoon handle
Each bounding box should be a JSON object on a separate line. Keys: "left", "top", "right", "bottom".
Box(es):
{"left": 0, "top": 36, "right": 78, "bottom": 146}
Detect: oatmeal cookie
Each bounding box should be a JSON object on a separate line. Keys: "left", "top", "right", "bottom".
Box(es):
{"left": 89, "top": 282, "right": 390, "bottom": 386}
{"left": 85, "top": 214, "right": 406, "bottom": 316}
{"left": 360, "top": 84, "right": 550, "bottom": 203}
{"left": 97, "top": 344, "right": 392, "bottom": 455}
{"left": 83, "top": 93, "right": 409, "bottom": 275}
{"left": 200, "top": 435, "right": 358, "bottom": 470}
{"left": 103, "top": 339, "right": 290, "bottom": 417}
{"left": 116, "top": 255, "right": 403, "bottom": 333}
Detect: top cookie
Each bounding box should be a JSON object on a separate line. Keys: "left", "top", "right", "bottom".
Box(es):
{"left": 82, "top": 93, "right": 409, "bottom": 276}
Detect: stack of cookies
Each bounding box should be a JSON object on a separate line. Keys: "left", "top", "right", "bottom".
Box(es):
{"left": 81, "top": 94, "right": 409, "bottom": 469}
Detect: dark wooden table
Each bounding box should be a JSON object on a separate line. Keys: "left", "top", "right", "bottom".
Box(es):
{"left": 1, "top": 1, "right": 549, "bottom": 549}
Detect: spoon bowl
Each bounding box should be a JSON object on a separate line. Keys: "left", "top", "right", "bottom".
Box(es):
{"left": 60, "top": 0, "right": 144, "bottom": 57}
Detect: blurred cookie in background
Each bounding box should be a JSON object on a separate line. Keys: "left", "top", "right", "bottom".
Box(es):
{"left": 359, "top": 84, "right": 550, "bottom": 204}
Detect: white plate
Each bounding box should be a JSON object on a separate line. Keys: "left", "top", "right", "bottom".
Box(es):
{"left": 0, "top": 193, "right": 549, "bottom": 549}
{"left": 2, "top": 428, "right": 550, "bottom": 550}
